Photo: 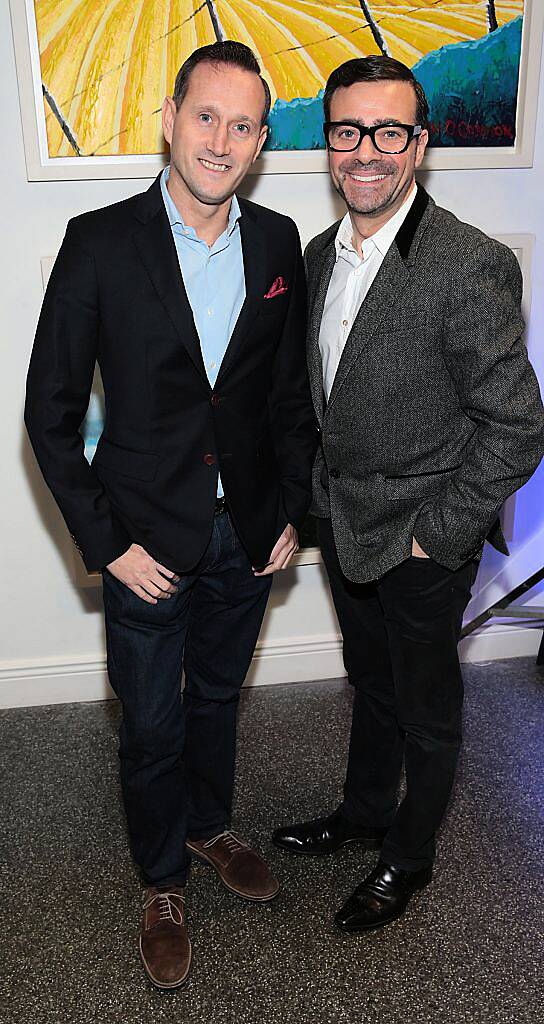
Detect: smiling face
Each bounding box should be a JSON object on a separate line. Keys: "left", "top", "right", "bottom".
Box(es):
{"left": 162, "top": 61, "right": 268, "bottom": 214}
{"left": 328, "top": 79, "right": 428, "bottom": 221}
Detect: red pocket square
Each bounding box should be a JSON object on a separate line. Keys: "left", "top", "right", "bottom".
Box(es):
{"left": 264, "top": 276, "right": 289, "bottom": 299}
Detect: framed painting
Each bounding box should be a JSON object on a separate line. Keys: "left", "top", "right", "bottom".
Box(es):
{"left": 10, "top": 0, "right": 544, "bottom": 180}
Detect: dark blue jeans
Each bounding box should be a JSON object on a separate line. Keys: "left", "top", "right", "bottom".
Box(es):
{"left": 102, "top": 510, "right": 272, "bottom": 887}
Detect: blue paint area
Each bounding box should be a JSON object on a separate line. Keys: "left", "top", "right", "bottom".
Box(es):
{"left": 266, "top": 91, "right": 326, "bottom": 152}
{"left": 264, "top": 18, "right": 522, "bottom": 151}
{"left": 417, "top": 16, "right": 522, "bottom": 148}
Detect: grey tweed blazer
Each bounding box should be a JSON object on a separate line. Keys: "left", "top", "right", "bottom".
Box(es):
{"left": 306, "top": 185, "right": 544, "bottom": 583}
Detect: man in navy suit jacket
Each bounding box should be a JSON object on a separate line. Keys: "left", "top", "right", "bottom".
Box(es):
{"left": 25, "top": 41, "right": 316, "bottom": 989}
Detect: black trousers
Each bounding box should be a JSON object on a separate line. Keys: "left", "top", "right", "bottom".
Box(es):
{"left": 102, "top": 510, "right": 272, "bottom": 888}
{"left": 319, "top": 518, "right": 478, "bottom": 871}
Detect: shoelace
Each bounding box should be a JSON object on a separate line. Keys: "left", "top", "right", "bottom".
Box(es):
{"left": 144, "top": 890, "right": 185, "bottom": 926}
{"left": 202, "top": 830, "right": 249, "bottom": 853}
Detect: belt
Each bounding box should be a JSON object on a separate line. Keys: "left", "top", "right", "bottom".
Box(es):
{"left": 214, "top": 496, "right": 228, "bottom": 516}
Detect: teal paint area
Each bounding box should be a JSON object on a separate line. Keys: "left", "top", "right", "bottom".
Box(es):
{"left": 266, "top": 91, "right": 326, "bottom": 152}
{"left": 417, "top": 16, "right": 521, "bottom": 147}
{"left": 264, "top": 17, "right": 522, "bottom": 151}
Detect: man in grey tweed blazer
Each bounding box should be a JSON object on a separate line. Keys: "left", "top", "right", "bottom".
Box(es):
{"left": 274, "top": 56, "right": 544, "bottom": 932}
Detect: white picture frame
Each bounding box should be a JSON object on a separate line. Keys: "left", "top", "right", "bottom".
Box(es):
{"left": 10, "top": 0, "right": 544, "bottom": 181}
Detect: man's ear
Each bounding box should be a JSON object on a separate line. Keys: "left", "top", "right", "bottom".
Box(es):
{"left": 252, "top": 124, "right": 269, "bottom": 163}
{"left": 414, "top": 128, "right": 429, "bottom": 169}
{"left": 162, "top": 96, "right": 176, "bottom": 147}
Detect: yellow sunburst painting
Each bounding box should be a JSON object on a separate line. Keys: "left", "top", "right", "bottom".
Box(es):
{"left": 34, "top": 1, "right": 525, "bottom": 156}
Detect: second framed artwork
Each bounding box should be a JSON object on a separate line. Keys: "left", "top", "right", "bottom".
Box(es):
{"left": 10, "top": 0, "right": 544, "bottom": 179}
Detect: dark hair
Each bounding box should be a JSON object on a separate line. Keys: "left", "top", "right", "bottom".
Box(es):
{"left": 173, "top": 40, "right": 271, "bottom": 127}
{"left": 323, "top": 55, "right": 429, "bottom": 130}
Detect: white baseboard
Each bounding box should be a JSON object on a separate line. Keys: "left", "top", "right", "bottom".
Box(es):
{"left": 0, "top": 624, "right": 541, "bottom": 709}
{"left": 0, "top": 654, "right": 114, "bottom": 709}
{"left": 0, "top": 636, "right": 346, "bottom": 709}
{"left": 458, "top": 619, "right": 542, "bottom": 663}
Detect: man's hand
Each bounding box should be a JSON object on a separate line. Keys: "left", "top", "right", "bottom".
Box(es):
{"left": 254, "top": 524, "right": 299, "bottom": 576}
{"left": 106, "top": 544, "right": 180, "bottom": 603}
{"left": 411, "top": 537, "right": 430, "bottom": 559}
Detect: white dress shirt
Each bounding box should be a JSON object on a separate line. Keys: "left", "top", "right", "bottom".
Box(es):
{"left": 319, "top": 185, "right": 417, "bottom": 400}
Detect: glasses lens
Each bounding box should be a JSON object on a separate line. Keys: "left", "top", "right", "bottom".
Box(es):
{"left": 327, "top": 124, "right": 361, "bottom": 150}
{"left": 374, "top": 126, "right": 410, "bottom": 153}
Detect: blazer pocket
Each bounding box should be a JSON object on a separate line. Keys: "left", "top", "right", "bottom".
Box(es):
{"left": 93, "top": 438, "right": 160, "bottom": 482}
{"left": 259, "top": 295, "right": 289, "bottom": 316}
{"left": 384, "top": 464, "right": 461, "bottom": 500}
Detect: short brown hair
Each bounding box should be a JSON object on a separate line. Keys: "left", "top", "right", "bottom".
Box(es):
{"left": 323, "top": 55, "right": 429, "bottom": 130}
{"left": 173, "top": 40, "right": 271, "bottom": 127}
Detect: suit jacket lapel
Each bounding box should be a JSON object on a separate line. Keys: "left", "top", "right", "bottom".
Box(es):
{"left": 215, "top": 203, "right": 267, "bottom": 384}
{"left": 307, "top": 234, "right": 337, "bottom": 425}
{"left": 326, "top": 185, "right": 433, "bottom": 414}
{"left": 326, "top": 244, "right": 410, "bottom": 412}
{"left": 132, "top": 177, "right": 208, "bottom": 383}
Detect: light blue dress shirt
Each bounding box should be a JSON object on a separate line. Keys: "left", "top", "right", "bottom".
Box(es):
{"left": 160, "top": 166, "right": 246, "bottom": 497}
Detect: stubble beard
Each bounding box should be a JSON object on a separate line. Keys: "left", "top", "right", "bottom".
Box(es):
{"left": 335, "top": 158, "right": 402, "bottom": 217}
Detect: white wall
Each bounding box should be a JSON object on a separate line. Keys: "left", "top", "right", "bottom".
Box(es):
{"left": 1, "top": 1, "right": 543, "bottom": 707}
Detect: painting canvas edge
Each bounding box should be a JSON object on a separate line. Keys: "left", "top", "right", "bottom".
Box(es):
{"left": 9, "top": 0, "right": 543, "bottom": 177}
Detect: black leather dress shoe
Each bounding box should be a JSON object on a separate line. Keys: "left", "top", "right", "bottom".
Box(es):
{"left": 335, "top": 858, "right": 433, "bottom": 933}
{"left": 272, "top": 809, "right": 388, "bottom": 856}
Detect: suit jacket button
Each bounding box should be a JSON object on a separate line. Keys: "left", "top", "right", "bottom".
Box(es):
{"left": 203, "top": 453, "right": 216, "bottom": 466}
{"left": 211, "top": 394, "right": 220, "bottom": 407}
{"left": 330, "top": 468, "right": 340, "bottom": 479}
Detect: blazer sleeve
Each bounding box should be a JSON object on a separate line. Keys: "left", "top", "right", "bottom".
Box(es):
{"left": 413, "top": 240, "right": 544, "bottom": 569}
{"left": 24, "top": 219, "right": 130, "bottom": 571}
{"left": 268, "top": 223, "right": 318, "bottom": 531}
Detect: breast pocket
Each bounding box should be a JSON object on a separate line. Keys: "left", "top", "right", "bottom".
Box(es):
{"left": 259, "top": 294, "right": 289, "bottom": 318}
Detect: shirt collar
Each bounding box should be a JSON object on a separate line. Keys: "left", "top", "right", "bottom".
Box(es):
{"left": 335, "top": 182, "right": 418, "bottom": 262}
{"left": 335, "top": 213, "right": 357, "bottom": 259}
{"left": 160, "top": 166, "right": 241, "bottom": 238}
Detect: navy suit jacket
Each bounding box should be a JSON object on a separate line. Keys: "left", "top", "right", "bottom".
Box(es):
{"left": 25, "top": 175, "right": 317, "bottom": 572}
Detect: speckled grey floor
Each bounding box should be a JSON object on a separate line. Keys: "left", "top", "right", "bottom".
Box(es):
{"left": 1, "top": 658, "right": 543, "bottom": 1024}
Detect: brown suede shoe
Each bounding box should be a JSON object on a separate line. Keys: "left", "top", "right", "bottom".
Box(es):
{"left": 186, "top": 831, "right": 280, "bottom": 902}
{"left": 139, "top": 887, "right": 192, "bottom": 990}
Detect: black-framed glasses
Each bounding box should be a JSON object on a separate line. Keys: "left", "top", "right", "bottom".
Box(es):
{"left": 324, "top": 121, "right": 423, "bottom": 154}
